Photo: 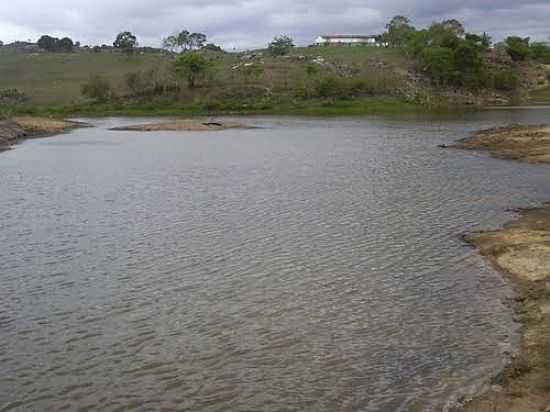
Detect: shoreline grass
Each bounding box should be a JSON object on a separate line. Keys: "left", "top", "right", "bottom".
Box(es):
{"left": 2, "top": 97, "right": 427, "bottom": 118}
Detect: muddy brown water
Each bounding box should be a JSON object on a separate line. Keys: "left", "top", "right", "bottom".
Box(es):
{"left": 1, "top": 109, "right": 550, "bottom": 411}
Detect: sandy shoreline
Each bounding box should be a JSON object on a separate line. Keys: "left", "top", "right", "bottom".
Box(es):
{"left": 0, "top": 117, "right": 89, "bottom": 150}
{"left": 455, "top": 125, "right": 550, "bottom": 411}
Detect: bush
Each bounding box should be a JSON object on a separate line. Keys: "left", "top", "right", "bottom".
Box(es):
{"left": 267, "top": 35, "right": 294, "bottom": 57}
{"left": 0, "top": 88, "right": 28, "bottom": 105}
{"left": 505, "top": 36, "right": 531, "bottom": 62}
{"left": 174, "top": 52, "right": 212, "bottom": 88}
{"left": 491, "top": 69, "right": 521, "bottom": 91}
{"left": 123, "top": 70, "right": 156, "bottom": 95}
{"left": 315, "top": 75, "right": 348, "bottom": 99}
{"left": 81, "top": 76, "right": 113, "bottom": 102}
{"left": 306, "top": 65, "right": 319, "bottom": 76}
{"left": 418, "top": 47, "right": 455, "bottom": 85}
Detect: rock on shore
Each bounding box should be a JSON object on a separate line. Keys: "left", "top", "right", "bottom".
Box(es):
{"left": 0, "top": 120, "right": 25, "bottom": 149}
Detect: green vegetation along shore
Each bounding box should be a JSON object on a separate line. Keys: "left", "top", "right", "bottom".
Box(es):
{"left": 2, "top": 15, "right": 550, "bottom": 117}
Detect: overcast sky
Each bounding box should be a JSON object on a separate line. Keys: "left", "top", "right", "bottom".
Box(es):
{"left": 1, "top": 1, "right": 549, "bottom": 50}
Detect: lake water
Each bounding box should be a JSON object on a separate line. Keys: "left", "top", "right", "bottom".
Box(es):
{"left": 1, "top": 109, "right": 550, "bottom": 411}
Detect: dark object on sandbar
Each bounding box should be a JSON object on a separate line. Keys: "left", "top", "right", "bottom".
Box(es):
{"left": 438, "top": 144, "right": 450, "bottom": 149}
{"left": 203, "top": 122, "right": 223, "bottom": 127}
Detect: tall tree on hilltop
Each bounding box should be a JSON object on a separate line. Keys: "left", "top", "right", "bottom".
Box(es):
{"left": 383, "top": 16, "right": 416, "bottom": 48}
{"left": 114, "top": 31, "right": 138, "bottom": 55}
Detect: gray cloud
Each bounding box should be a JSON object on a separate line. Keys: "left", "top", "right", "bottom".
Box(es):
{"left": 0, "top": 0, "right": 548, "bottom": 50}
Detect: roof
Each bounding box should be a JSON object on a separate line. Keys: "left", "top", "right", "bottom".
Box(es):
{"left": 318, "top": 35, "right": 378, "bottom": 39}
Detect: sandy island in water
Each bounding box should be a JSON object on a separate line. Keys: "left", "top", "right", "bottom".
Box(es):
{"left": 109, "top": 119, "right": 251, "bottom": 132}
{"left": 0, "top": 117, "right": 88, "bottom": 150}
{"left": 453, "top": 125, "right": 550, "bottom": 412}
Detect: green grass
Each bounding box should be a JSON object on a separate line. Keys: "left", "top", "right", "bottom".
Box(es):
{"left": 0, "top": 46, "right": 415, "bottom": 115}
{"left": 291, "top": 46, "right": 407, "bottom": 65}
{"left": 0, "top": 51, "right": 165, "bottom": 105}
{"left": 6, "top": 96, "right": 420, "bottom": 118}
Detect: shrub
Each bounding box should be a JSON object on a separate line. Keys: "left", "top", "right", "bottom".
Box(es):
{"left": 306, "top": 65, "right": 319, "bottom": 76}
{"left": 123, "top": 70, "right": 156, "bottom": 95}
{"left": 418, "top": 47, "right": 455, "bottom": 85}
{"left": 81, "top": 76, "right": 113, "bottom": 102}
{"left": 267, "top": 35, "right": 294, "bottom": 57}
{"left": 492, "top": 69, "right": 521, "bottom": 91}
{"left": 0, "top": 88, "right": 28, "bottom": 105}
{"left": 314, "top": 75, "right": 348, "bottom": 99}
{"left": 174, "top": 52, "right": 212, "bottom": 88}
{"left": 505, "top": 36, "right": 531, "bottom": 62}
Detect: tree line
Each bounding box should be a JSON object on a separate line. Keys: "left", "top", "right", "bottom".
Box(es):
{"left": 381, "top": 16, "right": 550, "bottom": 90}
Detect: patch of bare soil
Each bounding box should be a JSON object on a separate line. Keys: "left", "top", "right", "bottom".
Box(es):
{"left": 109, "top": 119, "right": 250, "bottom": 132}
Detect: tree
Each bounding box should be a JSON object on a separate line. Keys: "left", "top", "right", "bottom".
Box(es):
{"left": 37, "top": 35, "right": 57, "bottom": 51}
{"left": 189, "top": 33, "right": 207, "bottom": 50}
{"left": 454, "top": 43, "right": 484, "bottom": 71}
{"left": 505, "top": 36, "right": 531, "bottom": 61}
{"left": 465, "top": 33, "right": 491, "bottom": 52}
{"left": 162, "top": 35, "right": 178, "bottom": 52}
{"left": 163, "top": 30, "right": 207, "bottom": 53}
{"left": 427, "top": 23, "right": 461, "bottom": 49}
{"left": 114, "top": 31, "right": 138, "bottom": 54}
{"left": 174, "top": 52, "right": 211, "bottom": 88}
{"left": 58, "top": 37, "right": 74, "bottom": 52}
{"left": 442, "top": 19, "right": 465, "bottom": 37}
{"left": 0, "top": 40, "right": 3, "bottom": 47}
{"left": 268, "top": 35, "right": 294, "bottom": 57}
{"left": 176, "top": 30, "right": 190, "bottom": 51}
{"left": 384, "top": 16, "right": 415, "bottom": 48}
{"left": 453, "top": 42, "right": 485, "bottom": 88}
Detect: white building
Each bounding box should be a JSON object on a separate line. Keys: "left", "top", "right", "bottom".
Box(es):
{"left": 314, "top": 35, "right": 381, "bottom": 47}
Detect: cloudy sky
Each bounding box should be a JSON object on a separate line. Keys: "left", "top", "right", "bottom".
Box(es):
{"left": 0, "top": 1, "right": 549, "bottom": 50}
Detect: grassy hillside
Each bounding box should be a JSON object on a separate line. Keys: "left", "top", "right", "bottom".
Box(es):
{"left": 0, "top": 51, "right": 164, "bottom": 105}
{"left": 0, "top": 47, "right": 411, "bottom": 111}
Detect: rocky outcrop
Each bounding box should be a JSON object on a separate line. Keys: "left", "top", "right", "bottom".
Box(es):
{"left": 0, "top": 120, "right": 25, "bottom": 150}
{"left": 0, "top": 117, "right": 89, "bottom": 151}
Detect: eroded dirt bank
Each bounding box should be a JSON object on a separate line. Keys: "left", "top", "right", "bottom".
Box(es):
{"left": 455, "top": 126, "right": 550, "bottom": 412}
{"left": 0, "top": 117, "right": 87, "bottom": 150}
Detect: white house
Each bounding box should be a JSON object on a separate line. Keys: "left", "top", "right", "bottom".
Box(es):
{"left": 314, "top": 35, "right": 381, "bottom": 47}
